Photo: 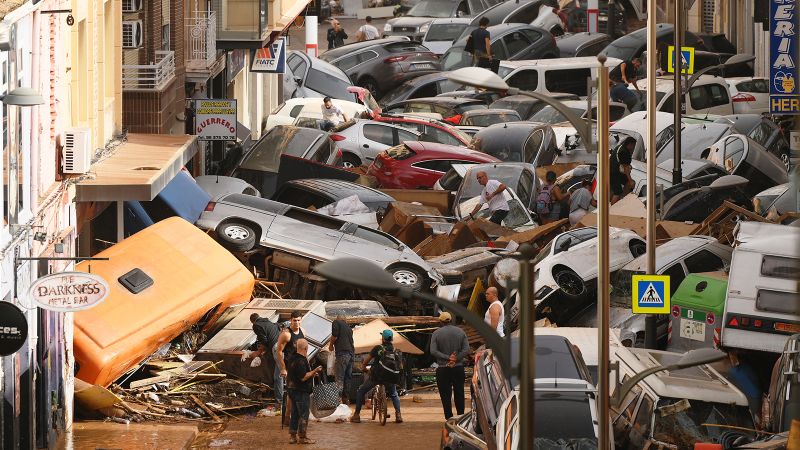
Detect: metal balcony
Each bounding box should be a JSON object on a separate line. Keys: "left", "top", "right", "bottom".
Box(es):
{"left": 122, "top": 51, "right": 176, "bottom": 91}
{"left": 186, "top": 12, "right": 218, "bottom": 70}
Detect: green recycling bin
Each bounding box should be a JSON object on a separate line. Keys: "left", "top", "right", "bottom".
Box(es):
{"left": 667, "top": 272, "right": 728, "bottom": 352}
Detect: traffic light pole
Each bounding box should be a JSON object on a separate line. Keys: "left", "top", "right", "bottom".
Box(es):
{"left": 672, "top": 0, "right": 684, "bottom": 186}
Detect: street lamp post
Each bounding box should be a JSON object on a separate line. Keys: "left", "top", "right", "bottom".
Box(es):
{"left": 673, "top": 0, "right": 684, "bottom": 186}
{"left": 644, "top": 0, "right": 659, "bottom": 351}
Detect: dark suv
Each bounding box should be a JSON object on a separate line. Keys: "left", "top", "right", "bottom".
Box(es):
{"left": 319, "top": 38, "right": 441, "bottom": 100}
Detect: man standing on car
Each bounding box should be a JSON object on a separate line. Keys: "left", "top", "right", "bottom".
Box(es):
{"left": 329, "top": 314, "right": 355, "bottom": 404}
{"left": 356, "top": 16, "right": 380, "bottom": 41}
{"left": 286, "top": 338, "right": 322, "bottom": 444}
{"left": 244, "top": 313, "right": 282, "bottom": 404}
{"left": 429, "top": 312, "right": 470, "bottom": 419}
{"left": 350, "top": 329, "right": 403, "bottom": 424}
{"left": 468, "top": 171, "right": 509, "bottom": 225}
{"left": 609, "top": 58, "right": 641, "bottom": 109}
{"left": 470, "top": 17, "right": 492, "bottom": 68}
{"left": 320, "top": 97, "right": 348, "bottom": 131}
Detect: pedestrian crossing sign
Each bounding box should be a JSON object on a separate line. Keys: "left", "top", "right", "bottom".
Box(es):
{"left": 631, "top": 275, "right": 670, "bottom": 314}
{"left": 667, "top": 45, "right": 695, "bottom": 75}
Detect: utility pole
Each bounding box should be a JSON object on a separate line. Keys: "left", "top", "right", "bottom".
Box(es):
{"left": 587, "top": 0, "right": 599, "bottom": 34}
{"left": 645, "top": 0, "right": 658, "bottom": 350}
{"left": 672, "top": 0, "right": 684, "bottom": 186}
{"left": 305, "top": 0, "right": 319, "bottom": 57}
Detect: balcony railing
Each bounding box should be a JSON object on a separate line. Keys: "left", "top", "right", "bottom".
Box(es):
{"left": 186, "top": 12, "right": 218, "bottom": 70}
{"left": 122, "top": 51, "right": 176, "bottom": 91}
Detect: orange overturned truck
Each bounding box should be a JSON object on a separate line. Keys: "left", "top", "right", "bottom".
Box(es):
{"left": 74, "top": 217, "right": 254, "bottom": 387}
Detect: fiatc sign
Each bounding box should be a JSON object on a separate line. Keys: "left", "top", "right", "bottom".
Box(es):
{"left": 250, "top": 38, "right": 286, "bottom": 73}
{"left": 770, "top": 0, "right": 800, "bottom": 114}
{"left": 195, "top": 99, "right": 238, "bottom": 141}
{"left": 29, "top": 272, "right": 110, "bottom": 312}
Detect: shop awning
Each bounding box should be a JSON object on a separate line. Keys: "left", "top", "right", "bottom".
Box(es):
{"left": 75, "top": 134, "right": 198, "bottom": 202}
{"left": 270, "top": 0, "right": 313, "bottom": 35}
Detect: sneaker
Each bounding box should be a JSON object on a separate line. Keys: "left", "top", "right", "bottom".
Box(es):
{"left": 298, "top": 437, "right": 317, "bottom": 444}
{"left": 395, "top": 411, "right": 403, "bottom": 423}
{"left": 289, "top": 435, "right": 298, "bottom": 444}
{"left": 349, "top": 413, "right": 361, "bottom": 423}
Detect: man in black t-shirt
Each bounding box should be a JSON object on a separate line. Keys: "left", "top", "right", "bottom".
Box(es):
{"left": 610, "top": 143, "right": 634, "bottom": 204}
{"left": 286, "top": 338, "right": 322, "bottom": 444}
{"left": 243, "top": 314, "right": 282, "bottom": 400}
{"left": 469, "top": 17, "right": 492, "bottom": 67}
{"left": 609, "top": 58, "right": 641, "bottom": 109}
{"left": 329, "top": 315, "right": 355, "bottom": 403}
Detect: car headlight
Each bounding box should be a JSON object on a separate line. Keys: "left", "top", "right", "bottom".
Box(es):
{"left": 384, "top": 23, "right": 392, "bottom": 32}
{"left": 419, "top": 23, "right": 430, "bottom": 34}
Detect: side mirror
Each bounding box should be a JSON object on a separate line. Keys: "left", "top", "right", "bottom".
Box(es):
{"left": 559, "top": 238, "right": 572, "bottom": 252}
{"left": 294, "top": 77, "right": 303, "bottom": 87}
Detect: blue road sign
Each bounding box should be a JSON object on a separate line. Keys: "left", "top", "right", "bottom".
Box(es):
{"left": 632, "top": 275, "right": 671, "bottom": 314}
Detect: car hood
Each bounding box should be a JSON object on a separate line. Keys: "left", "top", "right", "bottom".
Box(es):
{"left": 388, "top": 17, "right": 436, "bottom": 27}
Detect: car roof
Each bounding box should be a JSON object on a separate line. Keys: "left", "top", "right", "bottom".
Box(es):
{"left": 283, "top": 179, "right": 393, "bottom": 201}
{"left": 530, "top": 335, "right": 585, "bottom": 381}
{"left": 476, "top": 120, "right": 551, "bottom": 137}
{"left": 288, "top": 50, "right": 351, "bottom": 82}
{"left": 715, "top": 114, "right": 765, "bottom": 133}
{"left": 462, "top": 108, "right": 518, "bottom": 117}
{"left": 610, "top": 111, "right": 674, "bottom": 137}
{"left": 656, "top": 158, "right": 719, "bottom": 177}
{"left": 491, "top": 93, "right": 579, "bottom": 105}
{"left": 319, "top": 37, "right": 409, "bottom": 61}
{"left": 500, "top": 56, "right": 622, "bottom": 69}
{"left": 556, "top": 32, "right": 609, "bottom": 51}
{"left": 470, "top": 0, "right": 539, "bottom": 25}
{"left": 428, "top": 17, "right": 472, "bottom": 25}
{"left": 402, "top": 140, "right": 497, "bottom": 160}
{"left": 623, "top": 235, "right": 722, "bottom": 272}
{"left": 735, "top": 222, "right": 800, "bottom": 257}
{"left": 615, "top": 347, "right": 748, "bottom": 405}
{"left": 393, "top": 96, "right": 485, "bottom": 106}
{"left": 632, "top": 74, "right": 727, "bottom": 93}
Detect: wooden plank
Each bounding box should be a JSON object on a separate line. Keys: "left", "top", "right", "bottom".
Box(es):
{"left": 190, "top": 394, "right": 222, "bottom": 422}
{"left": 343, "top": 316, "right": 442, "bottom": 326}
{"left": 129, "top": 374, "right": 172, "bottom": 389}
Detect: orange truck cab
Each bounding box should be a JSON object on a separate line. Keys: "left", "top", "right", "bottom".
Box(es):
{"left": 74, "top": 217, "right": 254, "bottom": 387}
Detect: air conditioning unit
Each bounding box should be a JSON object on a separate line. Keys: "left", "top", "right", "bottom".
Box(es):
{"left": 122, "top": 0, "right": 142, "bottom": 13}
{"left": 62, "top": 128, "right": 92, "bottom": 174}
{"left": 122, "top": 21, "right": 143, "bottom": 49}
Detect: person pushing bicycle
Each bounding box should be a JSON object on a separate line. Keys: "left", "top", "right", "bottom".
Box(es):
{"left": 350, "top": 329, "right": 403, "bottom": 424}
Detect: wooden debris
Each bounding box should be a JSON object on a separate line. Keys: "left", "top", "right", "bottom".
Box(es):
{"left": 129, "top": 374, "right": 172, "bottom": 389}
{"left": 190, "top": 394, "right": 222, "bottom": 423}
{"left": 343, "top": 316, "right": 442, "bottom": 326}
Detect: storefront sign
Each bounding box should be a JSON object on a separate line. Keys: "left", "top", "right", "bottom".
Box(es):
{"left": 770, "top": 0, "right": 799, "bottom": 114}
{"left": 0, "top": 302, "right": 27, "bottom": 356}
{"left": 29, "top": 272, "right": 110, "bottom": 312}
{"left": 250, "top": 38, "right": 286, "bottom": 73}
{"left": 195, "top": 99, "right": 238, "bottom": 141}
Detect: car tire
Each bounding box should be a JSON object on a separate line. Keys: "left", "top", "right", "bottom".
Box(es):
{"left": 359, "top": 77, "right": 381, "bottom": 99}
{"left": 216, "top": 221, "right": 257, "bottom": 252}
{"left": 388, "top": 265, "right": 426, "bottom": 291}
{"left": 341, "top": 153, "right": 361, "bottom": 169}
{"left": 629, "top": 240, "right": 646, "bottom": 258}
{"left": 553, "top": 267, "right": 586, "bottom": 297}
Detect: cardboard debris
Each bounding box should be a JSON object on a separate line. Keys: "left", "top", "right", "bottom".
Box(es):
{"left": 496, "top": 219, "right": 570, "bottom": 246}
{"left": 352, "top": 319, "right": 424, "bottom": 355}
{"left": 466, "top": 218, "right": 514, "bottom": 238}
{"left": 393, "top": 218, "right": 433, "bottom": 248}
{"left": 609, "top": 194, "right": 647, "bottom": 218}
{"left": 379, "top": 189, "right": 452, "bottom": 214}
{"left": 412, "top": 221, "right": 481, "bottom": 257}
{"left": 574, "top": 214, "right": 697, "bottom": 243}
{"left": 75, "top": 379, "right": 122, "bottom": 411}
{"left": 535, "top": 162, "right": 582, "bottom": 181}
{"left": 379, "top": 202, "right": 446, "bottom": 236}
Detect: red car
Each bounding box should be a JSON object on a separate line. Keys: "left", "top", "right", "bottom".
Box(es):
{"left": 366, "top": 141, "right": 500, "bottom": 189}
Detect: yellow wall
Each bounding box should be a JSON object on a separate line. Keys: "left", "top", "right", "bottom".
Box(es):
{"left": 69, "top": 0, "right": 122, "bottom": 149}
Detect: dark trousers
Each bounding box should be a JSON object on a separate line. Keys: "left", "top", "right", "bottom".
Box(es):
{"left": 436, "top": 366, "right": 465, "bottom": 419}
{"left": 334, "top": 351, "right": 354, "bottom": 401}
{"left": 288, "top": 390, "right": 311, "bottom": 435}
{"left": 489, "top": 209, "right": 509, "bottom": 225}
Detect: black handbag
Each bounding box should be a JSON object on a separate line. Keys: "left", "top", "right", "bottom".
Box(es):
{"left": 310, "top": 373, "right": 339, "bottom": 418}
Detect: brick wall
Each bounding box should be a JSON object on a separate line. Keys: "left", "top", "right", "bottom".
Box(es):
{"left": 122, "top": 78, "right": 178, "bottom": 134}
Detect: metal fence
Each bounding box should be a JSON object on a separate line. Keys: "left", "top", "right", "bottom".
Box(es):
{"left": 186, "top": 11, "right": 218, "bottom": 70}
{"left": 122, "top": 51, "right": 176, "bottom": 90}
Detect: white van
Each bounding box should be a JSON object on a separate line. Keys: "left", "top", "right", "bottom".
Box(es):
{"left": 721, "top": 222, "right": 800, "bottom": 353}
{"left": 498, "top": 56, "right": 623, "bottom": 97}
{"left": 629, "top": 75, "right": 735, "bottom": 116}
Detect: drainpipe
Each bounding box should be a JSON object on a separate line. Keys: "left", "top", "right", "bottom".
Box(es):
{"left": 30, "top": 11, "right": 41, "bottom": 215}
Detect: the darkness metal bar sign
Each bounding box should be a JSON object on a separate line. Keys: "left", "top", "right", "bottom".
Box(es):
{"left": 770, "top": 0, "right": 800, "bottom": 114}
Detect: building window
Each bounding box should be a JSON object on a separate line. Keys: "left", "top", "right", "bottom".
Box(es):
{"left": 162, "top": 24, "right": 171, "bottom": 51}
{"left": 1, "top": 51, "right": 7, "bottom": 230}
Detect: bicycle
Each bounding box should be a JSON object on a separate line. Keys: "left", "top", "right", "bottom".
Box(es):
{"left": 370, "top": 383, "right": 388, "bottom": 425}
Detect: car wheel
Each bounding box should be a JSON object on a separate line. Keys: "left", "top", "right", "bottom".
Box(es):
{"left": 629, "top": 240, "right": 646, "bottom": 258}
{"left": 359, "top": 77, "right": 381, "bottom": 99}
{"left": 216, "top": 221, "right": 257, "bottom": 252}
{"left": 388, "top": 265, "right": 425, "bottom": 291}
{"left": 553, "top": 267, "right": 586, "bottom": 297}
{"left": 781, "top": 152, "right": 791, "bottom": 170}
{"left": 341, "top": 153, "right": 361, "bottom": 169}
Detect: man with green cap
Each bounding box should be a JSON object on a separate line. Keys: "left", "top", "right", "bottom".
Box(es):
{"left": 350, "top": 329, "right": 403, "bottom": 423}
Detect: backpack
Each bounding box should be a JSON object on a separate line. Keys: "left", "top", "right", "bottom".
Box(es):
{"left": 464, "top": 34, "right": 474, "bottom": 54}
{"left": 373, "top": 345, "right": 403, "bottom": 384}
{"left": 536, "top": 184, "right": 553, "bottom": 216}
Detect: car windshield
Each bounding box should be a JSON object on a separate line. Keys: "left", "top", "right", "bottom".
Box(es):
{"left": 529, "top": 105, "right": 586, "bottom": 124}
{"left": 534, "top": 391, "right": 597, "bottom": 440}
{"left": 601, "top": 33, "right": 643, "bottom": 60}
{"left": 426, "top": 23, "right": 469, "bottom": 41}
{"left": 441, "top": 47, "right": 471, "bottom": 71}
{"left": 653, "top": 398, "right": 754, "bottom": 448}
{"left": 754, "top": 184, "right": 789, "bottom": 215}
{"left": 471, "top": 197, "right": 531, "bottom": 228}
{"left": 240, "top": 127, "right": 321, "bottom": 171}
{"left": 408, "top": 0, "right": 454, "bottom": 17}
{"left": 463, "top": 112, "right": 520, "bottom": 127}
{"left": 305, "top": 69, "right": 353, "bottom": 100}
{"left": 458, "top": 166, "right": 525, "bottom": 200}
{"left": 657, "top": 125, "right": 731, "bottom": 161}
{"left": 610, "top": 269, "right": 644, "bottom": 304}
{"left": 533, "top": 240, "right": 553, "bottom": 265}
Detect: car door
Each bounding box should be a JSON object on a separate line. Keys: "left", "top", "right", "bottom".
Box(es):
{"left": 264, "top": 207, "right": 346, "bottom": 260}
{"left": 505, "top": 68, "right": 539, "bottom": 92}
{"left": 335, "top": 223, "right": 403, "bottom": 266}
{"left": 490, "top": 39, "right": 509, "bottom": 61}
{"left": 686, "top": 82, "right": 733, "bottom": 115}
{"left": 501, "top": 30, "right": 533, "bottom": 60}
{"left": 361, "top": 123, "right": 399, "bottom": 160}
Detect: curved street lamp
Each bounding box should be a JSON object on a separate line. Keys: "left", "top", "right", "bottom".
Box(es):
{"left": 444, "top": 67, "right": 597, "bottom": 153}
{"left": 314, "top": 257, "right": 513, "bottom": 378}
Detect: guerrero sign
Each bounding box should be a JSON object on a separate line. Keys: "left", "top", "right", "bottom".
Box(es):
{"left": 250, "top": 38, "right": 286, "bottom": 73}
{"left": 0, "top": 302, "right": 27, "bottom": 356}
{"left": 29, "top": 272, "right": 110, "bottom": 312}
{"left": 770, "top": 0, "right": 800, "bottom": 114}
{"left": 195, "top": 99, "right": 238, "bottom": 141}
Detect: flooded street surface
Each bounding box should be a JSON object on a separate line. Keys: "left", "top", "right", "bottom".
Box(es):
{"left": 59, "top": 422, "right": 199, "bottom": 449}
{"left": 190, "top": 390, "right": 450, "bottom": 450}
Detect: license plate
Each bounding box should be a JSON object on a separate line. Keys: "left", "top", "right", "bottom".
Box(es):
{"left": 411, "top": 63, "right": 434, "bottom": 70}
{"left": 679, "top": 318, "right": 706, "bottom": 342}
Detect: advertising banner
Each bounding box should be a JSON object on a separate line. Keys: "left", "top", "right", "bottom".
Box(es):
{"left": 195, "top": 99, "right": 238, "bottom": 141}
{"left": 770, "top": 0, "right": 800, "bottom": 114}
{"left": 250, "top": 38, "right": 286, "bottom": 73}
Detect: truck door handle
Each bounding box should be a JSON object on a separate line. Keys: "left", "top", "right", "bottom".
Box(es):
{"left": 363, "top": 144, "right": 370, "bottom": 148}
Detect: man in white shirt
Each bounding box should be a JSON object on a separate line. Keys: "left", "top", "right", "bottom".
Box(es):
{"left": 320, "top": 97, "right": 348, "bottom": 131}
{"left": 356, "top": 16, "right": 380, "bottom": 41}
{"left": 468, "top": 171, "right": 509, "bottom": 225}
